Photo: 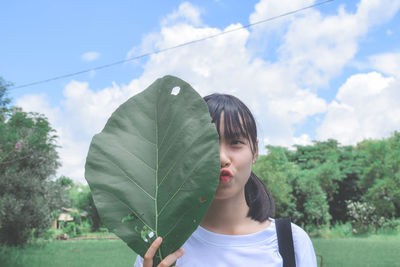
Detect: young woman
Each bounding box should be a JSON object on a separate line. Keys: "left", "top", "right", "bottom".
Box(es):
{"left": 135, "top": 93, "right": 317, "bottom": 267}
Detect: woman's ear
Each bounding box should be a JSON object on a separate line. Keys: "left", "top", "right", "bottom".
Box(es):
{"left": 253, "top": 139, "right": 259, "bottom": 164}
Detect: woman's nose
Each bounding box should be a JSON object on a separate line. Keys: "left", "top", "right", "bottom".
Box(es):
{"left": 220, "top": 144, "right": 231, "bottom": 167}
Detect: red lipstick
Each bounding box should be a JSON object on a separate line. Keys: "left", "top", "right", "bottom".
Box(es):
{"left": 219, "top": 168, "right": 233, "bottom": 182}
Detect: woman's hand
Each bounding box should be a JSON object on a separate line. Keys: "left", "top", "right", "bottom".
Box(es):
{"left": 143, "top": 236, "right": 185, "bottom": 267}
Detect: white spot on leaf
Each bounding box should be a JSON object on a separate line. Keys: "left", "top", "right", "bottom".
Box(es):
{"left": 171, "top": 86, "right": 181, "bottom": 95}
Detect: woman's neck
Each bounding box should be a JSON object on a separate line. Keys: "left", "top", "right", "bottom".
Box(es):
{"left": 200, "top": 189, "right": 262, "bottom": 235}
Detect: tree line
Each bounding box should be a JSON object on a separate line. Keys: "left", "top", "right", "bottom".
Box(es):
{"left": 253, "top": 134, "right": 400, "bottom": 233}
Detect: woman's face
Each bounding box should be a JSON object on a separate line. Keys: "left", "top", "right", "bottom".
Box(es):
{"left": 214, "top": 113, "right": 258, "bottom": 200}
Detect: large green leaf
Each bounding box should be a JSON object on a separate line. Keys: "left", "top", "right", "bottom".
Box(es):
{"left": 85, "top": 75, "right": 220, "bottom": 265}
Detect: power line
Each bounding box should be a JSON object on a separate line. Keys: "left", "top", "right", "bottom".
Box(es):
{"left": 9, "top": 0, "right": 334, "bottom": 90}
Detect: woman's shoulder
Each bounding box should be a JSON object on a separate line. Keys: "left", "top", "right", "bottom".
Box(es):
{"left": 270, "top": 218, "right": 311, "bottom": 241}
{"left": 290, "top": 222, "right": 312, "bottom": 241}
{"left": 269, "top": 218, "right": 317, "bottom": 266}
{"left": 288, "top": 221, "right": 317, "bottom": 266}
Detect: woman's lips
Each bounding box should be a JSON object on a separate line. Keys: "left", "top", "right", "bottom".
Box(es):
{"left": 220, "top": 168, "right": 232, "bottom": 182}
{"left": 220, "top": 176, "right": 231, "bottom": 182}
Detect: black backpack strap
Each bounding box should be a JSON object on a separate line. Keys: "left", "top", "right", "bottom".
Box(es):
{"left": 275, "top": 218, "right": 296, "bottom": 267}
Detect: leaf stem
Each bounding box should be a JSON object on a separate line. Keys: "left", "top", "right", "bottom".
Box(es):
{"left": 155, "top": 95, "right": 162, "bottom": 262}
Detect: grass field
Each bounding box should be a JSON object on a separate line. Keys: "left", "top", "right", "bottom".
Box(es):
{"left": 1, "top": 235, "right": 400, "bottom": 267}
{"left": 0, "top": 239, "right": 137, "bottom": 267}
{"left": 313, "top": 234, "right": 400, "bottom": 267}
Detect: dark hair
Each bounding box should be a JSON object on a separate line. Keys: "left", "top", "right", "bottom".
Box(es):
{"left": 203, "top": 93, "right": 275, "bottom": 222}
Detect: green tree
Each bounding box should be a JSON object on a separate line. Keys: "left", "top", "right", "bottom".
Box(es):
{"left": 291, "top": 169, "right": 331, "bottom": 228}
{"left": 386, "top": 132, "right": 400, "bottom": 217}
{"left": 0, "top": 77, "right": 11, "bottom": 122}
{"left": 331, "top": 145, "right": 364, "bottom": 222}
{"left": 253, "top": 146, "right": 298, "bottom": 219}
{"left": 289, "top": 139, "right": 340, "bottom": 169}
{"left": 47, "top": 178, "right": 71, "bottom": 219}
{"left": 0, "top": 79, "right": 65, "bottom": 246}
{"left": 288, "top": 140, "right": 342, "bottom": 225}
{"left": 256, "top": 143, "right": 334, "bottom": 228}
{"left": 56, "top": 175, "right": 74, "bottom": 189}
{"left": 357, "top": 139, "right": 388, "bottom": 191}
{"left": 289, "top": 140, "right": 344, "bottom": 198}
{"left": 286, "top": 139, "right": 367, "bottom": 224}
{"left": 357, "top": 133, "right": 400, "bottom": 217}
{"left": 68, "top": 183, "right": 102, "bottom": 231}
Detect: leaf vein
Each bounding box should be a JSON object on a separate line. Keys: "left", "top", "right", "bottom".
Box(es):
{"left": 158, "top": 151, "right": 211, "bottom": 216}
{"left": 158, "top": 117, "right": 174, "bottom": 149}
{"left": 105, "top": 156, "right": 155, "bottom": 200}
{"left": 158, "top": 117, "right": 198, "bottom": 164}
{"left": 158, "top": 126, "right": 212, "bottom": 187}
{"left": 130, "top": 131, "right": 157, "bottom": 147}
{"left": 163, "top": 208, "right": 192, "bottom": 239}
{"left": 102, "top": 190, "right": 154, "bottom": 231}
{"left": 118, "top": 145, "right": 156, "bottom": 172}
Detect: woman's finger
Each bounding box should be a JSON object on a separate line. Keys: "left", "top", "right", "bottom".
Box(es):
{"left": 143, "top": 237, "right": 162, "bottom": 267}
{"left": 158, "top": 248, "right": 185, "bottom": 267}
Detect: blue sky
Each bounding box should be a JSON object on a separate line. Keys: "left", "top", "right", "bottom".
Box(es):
{"left": 2, "top": 0, "right": 400, "bottom": 182}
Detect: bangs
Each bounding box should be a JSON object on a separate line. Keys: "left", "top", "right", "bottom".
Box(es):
{"left": 215, "top": 108, "right": 250, "bottom": 141}
{"left": 204, "top": 94, "right": 257, "bottom": 151}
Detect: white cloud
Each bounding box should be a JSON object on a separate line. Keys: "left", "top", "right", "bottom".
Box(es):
{"left": 250, "top": 0, "right": 400, "bottom": 87}
{"left": 268, "top": 89, "right": 327, "bottom": 123}
{"left": 317, "top": 72, "right": 400, "bottom": 145}
{"left": 162, "top": 2, "right": 202, "bottom": 27}
{"left": 126, "top": 2, "right": 202, "bottom": 63}
{"left": 62, "top": 80, "right": 125, "bottom": 135}
{"left": 369, "top": 52, "right": 400, "bottom": 78}
{"left": 249, "top": 0, "right": 314, "bottom": 35}
{"left": 356, "top": 0, "right": 400, "bottom": 26}
{"left": 81, "top": 51, "right": 100, "bottom": 62}
{"left": 134, "top": 21, "right": 328, "bottom": 147}
{"left": 294, "top": 134, "right": 312, "bottom": 145}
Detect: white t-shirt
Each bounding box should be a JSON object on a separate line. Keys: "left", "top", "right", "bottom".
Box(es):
{"left": 134, "top": 219, "right": 317, "bottom": 267}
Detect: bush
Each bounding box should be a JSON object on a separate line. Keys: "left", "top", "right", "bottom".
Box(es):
{"left": 62, "top": 222, "right": 79, "bottom": 237}
{"left": 80, "top": 221, "right": 91, "bottom": 234}
{"left": 321, "top": 222, "right": 353, "bottom": 238}
{"left": 60, "top": 220, "right": 91, "bottom": 238}
{"left": 346, "top": 200, "right": 387, "bottom": 234}
{"left": 68, "top": 184, "right": 102, "bottom": 231}
{"left": 39, "top": 228, "right": 64, "bottom": 241}
{"left": 99, "top": 227, "right": 109, "bottom": 233}
{"left": 376, "top": 218, "right": 400, "bottom": 235}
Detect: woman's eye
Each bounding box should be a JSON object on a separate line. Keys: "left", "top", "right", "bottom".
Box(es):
{"left": 231, "top": 140, "right": 244, "bottom": 145}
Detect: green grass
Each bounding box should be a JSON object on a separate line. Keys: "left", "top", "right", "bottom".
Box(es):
{"left": 312, "top": 234, "right": 400, "bottom": 267}
{"left": 1, "top": 235, "right": 400, "bottom": 267}
{"left": 0, "top": 239, "right": 136, "bottom": 267}
{"left": 72, "top": 231, "right": 118, "bottom": 238}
